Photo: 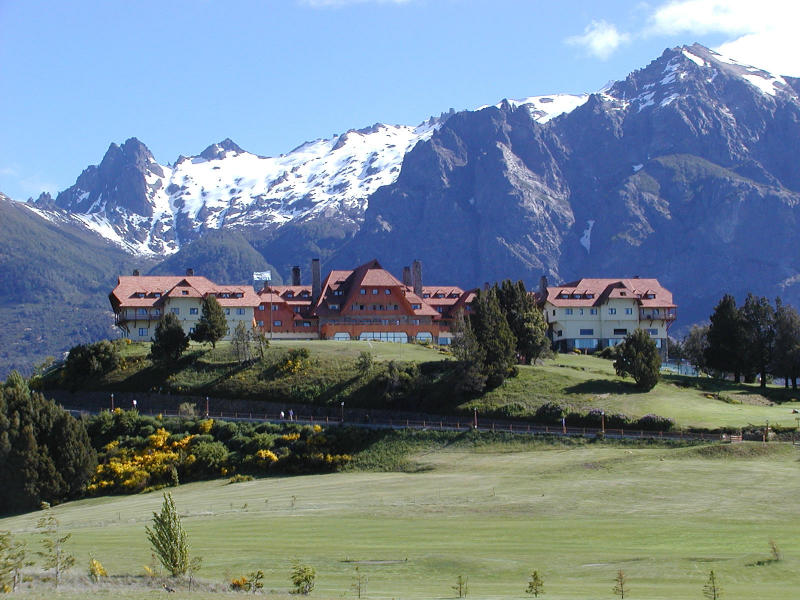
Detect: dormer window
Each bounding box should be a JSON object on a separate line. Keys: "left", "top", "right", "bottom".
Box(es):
{"left": 329, "top": 304, "right": 339, "bottom": 310}
{"left": 423, "top": 293, "right": 430, "bottom": 298}
{"left": 620, "top": 292, "right": 627, "bottom": 296}
{"left": 411, "top": 303, "right": 421, "bottom": 310}
{"left": 301, "top": 291, "right": 309, "bottom": 298}
{"left": 182, "top": 290, "right": 189, "bottom": 295}
{"left": 154, "top": 293, "right": 161, "bottom": 298}
{"left": 137, "top": 293, "right": 145, "bottom": 298}
{"left": 586, "top": 293, "right": 594, "bottom": 299}
{"left": 235, "top": 293, "right": 242, "bottom": 298}
{"left": 646, "top": 293, "right": 656, "bottom": 299}
{"left": 436, "top": 293, "right": 445, "bottom": 298}
{"left": 334, "top": 290, "right": 343, "bottom": 296}
{"left": 286, "top": 292, "right": 294, "bottom": 298}
{"left": 558, "top": 292, "right": 568, "bottom": 299}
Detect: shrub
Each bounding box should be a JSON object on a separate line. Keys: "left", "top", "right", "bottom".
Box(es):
{"left": 63, "top": 341, "right": 121, "bottom": 388}
{"left": 534, "top": 402, "right": 570, "bottom": 424}
{"left": 635, "top": 414, "right": 674, "bottom": 431}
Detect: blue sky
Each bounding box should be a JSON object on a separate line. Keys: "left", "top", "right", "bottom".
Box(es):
{"left": 1, "top": 0, "right": 795, "bottom": 201}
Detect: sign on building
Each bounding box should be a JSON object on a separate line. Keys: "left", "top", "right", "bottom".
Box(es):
{"left": 253, "top": 271, "right": 272, "bottom": 282}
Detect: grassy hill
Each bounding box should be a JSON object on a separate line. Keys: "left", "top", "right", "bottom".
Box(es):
{"left": 44, "top": 340, "right": 800, "bottom": 430}
{"left": 0, "top": 433, "right": 797, "bottom": 599}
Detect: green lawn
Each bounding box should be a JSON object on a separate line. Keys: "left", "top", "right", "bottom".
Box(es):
{"left": 3, "top": 437, "right": 799, "bottom": 599}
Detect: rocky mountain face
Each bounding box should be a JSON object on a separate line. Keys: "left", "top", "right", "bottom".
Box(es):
{"left": 335, "top": 44, "right": 800, "bottom": 324}
{"left": 21, "top": 43, "right": 800, "bottom": 332}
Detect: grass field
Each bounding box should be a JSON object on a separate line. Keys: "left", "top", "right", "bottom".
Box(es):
{"left": 3, "top": 435, "right": 799, "bottom": 599}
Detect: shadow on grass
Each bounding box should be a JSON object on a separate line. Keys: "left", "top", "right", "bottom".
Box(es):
{"left": 110, "top": 350, "right": 206, "bottom": 392}
{"left": 664, "top": 373, "right": 800, "bottom": 404}
{"left": 565, "top": 378, "right": 645, "bottom": 395}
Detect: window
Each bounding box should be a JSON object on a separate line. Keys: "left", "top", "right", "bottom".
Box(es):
{"left": 171, "top": 308, "right": 180, "bottom": 315}
{"left": 411, "top": 303, "right": 422, "bottom": 310}
{"left": 579, "top": 308, "right": 584, "bottom": 315}
{"left": 394, "top": 305, "right": 399, "bottom": 310}
{"left": 333, "top": 332, "right": 350, "bottom": 341}
{"left": 258, "top": 304, "right": 264, "bottom": 311}
{"left": 412, "top": 319, "right": 420, "bottom": 325}
{"left": 329, "top": 304, "right": 339, "bottom": 310}
{"left": 360, "top": 289, "right": 366, "bottom": 295}
{"left": 575, "top": 338, "right": 598, "bottom": 349}
{"left": 225, "top": 308, "right": 230, "bottom": 315}
{"left": 154, "top": 292, "right": 161, "bottom": 298}
{"left": 565, "top": 308, "right": 573, "bottom": 315}
{"left": 552, "top": 310, "right": 556, "bottom": 316}
{"left": 303, "top": 321, "right": 311, "bottom": 327}
{"left": 189, "top": 326, "right": 195, "bottom": 334}
{"left": 236, "top": 308, "right": 245, "bottom": 315}
{"left": 257, "top": 321, "right": 264, "bottom": 327}
{"left": 648, "top": 328, "right": 658, "bottom": 336}
{"left": 137, "top": 308, "right": 147, "bottom": 316}
{"left": 286, "top": 292, "right": 294, "bottom": 298}
{"left": 294, "top": 307, "right": 302, "bottom": 313}
{"left": 137, "top": 293, "right": 145, "bottom": 298}
{"left": 620, "top": 292, "right": 626, "bottom": 296}
{"left": 436, "top": 293, "right": 445, "bottom": 298}
{"left": 423, "top": 293, "right": 430, "bottom": 298}
{"left": 153, "top": 309, "right": 161, "bottom": 316}
{"left": 586, "top": 293, "right": 594, "bottom": 299}
{"left": 608, "top": 308, "right": 617, "bottom": 315}
{"left": 273, "top": 320, "right": 282, "bottom": 327}
{"left": 372, "top": 289, "right": 378, "bottom": 295}
{"left": 182, "top": 290, "right": 189, "bottom": 295}
{"left": 625, "top": 308, "right": 633, "bottom": 315}
{"left": 189, "top": 307, "right": 199, "bottom": 315}
{"left": 556, "top": 330, "right": 563, "bottom": 337}
{"left": 590, "top": 308, "right": 598, "bottom": 315}
{"left": 646, "top": 293, "right": 656, "bottom": 299}
{"left": 138, "top": 328, "right": 147, "bottom": 337}
{"left": 579, "top": 328, "right": 594, "bottom": 335}
{"left": 436, "top": 307, "right": 443, "bottom": 313}
{"left": 614, "top": 328, "right": 628, "bottom": 336}
{"left": 334, "top": 290, "right": 343, "bottom": 296}
{"left": 385, "top": 289, "right": 391, "bottom": 295}
{"left": 272, "top": 304, "right": 278, "bottom": 311}
{"left": 653, "top": 308, "right": 660, "bottom": 315}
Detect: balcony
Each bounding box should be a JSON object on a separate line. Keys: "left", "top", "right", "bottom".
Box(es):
{"left": 639, "top": 308, "right": 676, "bottom": 321}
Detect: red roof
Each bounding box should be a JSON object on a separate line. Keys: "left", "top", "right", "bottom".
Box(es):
{"left": 540, "top": 278, "right": 675, "bottom": 308}
{"left": 110, "top": 275, "right": 259, "bottom": 309}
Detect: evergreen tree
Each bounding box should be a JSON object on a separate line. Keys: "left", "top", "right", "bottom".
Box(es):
{"left": 37, "top": 506, "right": 76, "bottom": 588}
{"left": 494, "top": 280, "right": 549, "bottom": 364}
{"left": 192, "top": 295, "right": 228, "bottom": 348}
{"left": 741, "top": 294, "right": 775, "bottom": 389}
{"left": 771, "top": 299, "right": 800, "bottom": 389}
{"left": 705, "top": 294, "right": 747, "bottom": 382}
{"left": 149, "top": 313, "right": 189, "bottom": 363}
{"left": 146, "top": 492, "right": 190, "bottom": 577}
{"left": 470, "top": 289, "right": 517, "bottom": 388}
{"left": 0, "top": 373, "right": 95, "bottom": 514}
{"left": 614, "top": 329, "right": 661, "bottom": 391}
{"left": 450, "top": 307, "right": 487, "bottom": 394}
{"left": 525, "top": 569, "right": 544, "bottom": 597}
{"left": 702, "top": 570, "right": 721, "bottom": 600}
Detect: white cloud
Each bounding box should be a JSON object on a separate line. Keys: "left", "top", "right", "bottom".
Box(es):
{"left": 565, "top": 20, "right": 631, "bottom": 60}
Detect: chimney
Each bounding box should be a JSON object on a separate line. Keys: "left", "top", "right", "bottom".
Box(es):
{"left": 132, "top": 269, "right": 140, "bottom": 276}
{"left": 402, "top": 266, "right": 412, "bottom": 287}
{"left": 311, "top": 258, "right": 321, "bottom": 303}
{"left": 539, "top": 275, "right": 548, "bottom": 298}
{"left": 292, "top": 265, "right": 301, "bottom": 286}
{"left": 186, "top": 268, "right": 194, "bottom": 276}
{"left": 412, "top": 259, "right": 423, "bottom": 297}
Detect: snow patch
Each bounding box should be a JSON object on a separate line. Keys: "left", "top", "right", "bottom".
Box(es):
{"left": 580, "top": 220, "right": 595, "bottom": 253}
{"left": 480, "top": 94, "right": 590, "bottom": 123}
{"left": 660, "top": 93, "right": 680, "bottom": 107}
{"left": 633, "top": 164, "right": 643, "bottom": 172}
{"left": 740, "top": 73, "right": 783, "bottom": 97}
{"left": 682, "top": 49, "right": 706, "bottom": 67}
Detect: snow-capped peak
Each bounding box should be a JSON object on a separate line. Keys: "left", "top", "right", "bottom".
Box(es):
{"left": 479, "top": 93, "right": 590, "bottom": 123}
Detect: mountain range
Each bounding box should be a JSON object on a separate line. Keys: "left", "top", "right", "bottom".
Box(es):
{"left": 4, "top": 42, "right": 800, "bottom": 376}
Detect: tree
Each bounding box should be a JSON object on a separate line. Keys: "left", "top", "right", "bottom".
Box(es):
{"left": 192, "top": 295, "right": 228, "bottom": 348}
{"left": 612, "top": 569, "right": 627, "bottom": 599}
{"left": 771, "top": 299, "right": 800, "bottom": 389}
{"left": 0, "top": 372, "right": 96, "bottom": 513}
{"left": 702, "top": 570, "right": 721, "bottom": 600}
{"left": 470, "top": 288, "right": 517, "bottom": 388}
{"left": 683, "top": 324, "right": 709, "bottom": 372}
{"left": 149, "top": 313, "right": 189, "bottom": 363}
{"left": 145, "top": 493, "right": 191, "bottom": 577}
{"left": 741, "top": 293, "right": 775, "bottom": 389}
{"left": 525, "top": 569, "right": 544, "bottom": 597}
{"left": 706, "top": 295, "right": 746, "bottom": 382}
{"left": 63, "top": 341, "right": 121, "bottom": 388}
{"left": 494, "top": 280, "right": 549, "bottom": 364}
{"left": 0, "top": 531, "right": 29, "bottom": 592}
{"left": 351, "top": 564, "right": 367, "bottom": 598}
{"left": 450, "top": 307, "right": 487, "bottom": 395}
{"left": 232, "top": 321, "right": 253, "bottom": 364}
{"left": 290, "top": 560, "right": 315, "bottom": 595}
{"left": 452, "top": 574, "right": 469, "bottom": 598}
{"left": 37, "top": 505, "right": 75, "bottom": 588}
{"left": 252, "top": 326, "right": 269, "bottom": 361}
{"left": 614, "top": 329, "right": 661, "bottom": 390}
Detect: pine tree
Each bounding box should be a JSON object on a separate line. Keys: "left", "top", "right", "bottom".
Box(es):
{"left": 495, "top": 280, "right": 549, "bottom": 364}
{"left": 771, "top": 299, "right": 800, "bottom": 389}
{"left": 706, "top": 294, "right": 747, "bottom": 382}
{"left": 192, "top": 296, "right": 228, "bottom": 348}
{"left": 145, "top": 493, "right": 190, "bottom": 577}
{"left": 470, "top": 289, "right": 517, "bottom": 388}
{"left": 741, "top": 294, "right": 775, "bottom": 389}
{"left": 614, "top": 329, "right": 661, "bottom": 390}
{"left": 0, "top": 531, "right": 29, "bottom": 592}
{"left": 37, "top": 506, "right": 76, "bottom": 588}
{"left": 450, "top": 307, "right": 487, "bottom": 395}
{"left": 702, "top": 570, "right": 721, "bottom": 600}
{"left": 150, "top": 313, "right": 189, "bottom": 363}
{"left": 612, "top": 569, "right": 627, "bottom": 599}
{"left": 525, "top": 569, "right": 544, "bottom": 597}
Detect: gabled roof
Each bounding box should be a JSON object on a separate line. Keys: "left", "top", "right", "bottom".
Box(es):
{"left": 540, "top": 278, "right": 675, "bottom": 308}
{"left": 110, "top": 275, "right": 259, "bottom": 309}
